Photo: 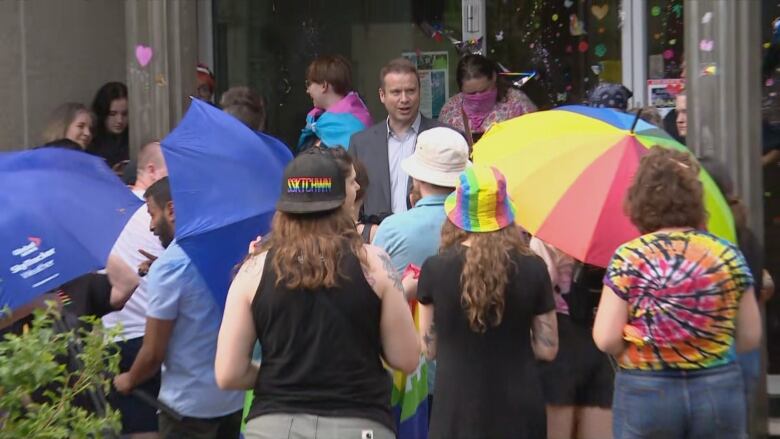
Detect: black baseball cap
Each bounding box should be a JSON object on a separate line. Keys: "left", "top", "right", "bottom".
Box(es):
{"left": 276, "top": 148, "right": 346, "bottom": 214}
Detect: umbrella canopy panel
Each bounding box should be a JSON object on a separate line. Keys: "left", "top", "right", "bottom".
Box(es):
{"left": 161, "top": 99, "right": 293, "bottom": 309}
{"left": 0, "top": 149, "right": 142, "bottom": 310}
{"left": 474, "top": 106, "right": 735, "bottom": 267}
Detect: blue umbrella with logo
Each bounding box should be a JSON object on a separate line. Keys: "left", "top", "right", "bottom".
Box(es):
{"left": 0, "top": 148, "right": 142, "bottom": 311}
{"left": 161, "top": 99, "right": 293, "bottom": 309}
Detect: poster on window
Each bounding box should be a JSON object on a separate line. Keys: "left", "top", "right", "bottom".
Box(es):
{"left": 402, "top": 51, "right": 449, "bottom": 119}
{"left": 647, "top": 79, "right": 685, "bottom": 118}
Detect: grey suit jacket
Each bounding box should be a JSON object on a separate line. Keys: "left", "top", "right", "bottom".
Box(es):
{"left": 348, "top": 115, "right": 451, "bottom": 220}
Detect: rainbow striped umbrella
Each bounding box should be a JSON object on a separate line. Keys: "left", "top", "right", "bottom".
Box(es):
{"left": 473, "top": 105, "right": 735, "bottom": 267}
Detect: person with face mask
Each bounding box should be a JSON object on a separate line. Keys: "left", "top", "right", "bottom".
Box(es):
{"left": 438, "top": 54, "right": 537, "bottom": 145}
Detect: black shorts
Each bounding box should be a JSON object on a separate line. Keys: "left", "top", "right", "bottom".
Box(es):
{"left": 107, "top": 336, "right": 162, "bottom": 434}
{"left": 538, "top": 314, "right": 614, "bottom": 408}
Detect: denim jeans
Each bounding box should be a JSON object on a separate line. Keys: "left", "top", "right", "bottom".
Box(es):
{"left": 613, "top": 363, "right": 746, "bottom": 439}
{"left": 737, "top": 349, "right": 761, "bottom": 412}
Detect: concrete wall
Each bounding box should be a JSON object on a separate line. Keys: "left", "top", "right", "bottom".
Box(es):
{"left": 0, "top": 0, "right": 125, "bottom": 151}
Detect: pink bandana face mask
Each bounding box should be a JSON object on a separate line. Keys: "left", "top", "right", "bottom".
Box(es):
{"left": 462, "top": 87, "right": 497, "bottom": 130}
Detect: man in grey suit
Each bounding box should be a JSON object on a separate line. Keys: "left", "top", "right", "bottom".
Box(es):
{"left": 349, "top": 58, "right": 452, "bottom": 221}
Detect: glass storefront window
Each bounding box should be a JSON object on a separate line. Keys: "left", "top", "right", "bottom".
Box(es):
{"left": 645, "top": 0, "right": 684, "bottom": 79}
{"left": 214, "top": 1, "right": 463, "bottom": 147}
{"left": 486, "top": 0, "right": 622, "bottom": 109}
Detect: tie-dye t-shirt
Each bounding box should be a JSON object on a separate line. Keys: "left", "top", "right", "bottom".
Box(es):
{"left": 604, "top": 230, "right": 754, "bottom": 370}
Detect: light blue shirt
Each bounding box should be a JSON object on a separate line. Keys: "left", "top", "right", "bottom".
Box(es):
{"left": 374, "top": 193, "right": 448, "bottom": 273}
{"left": 146, "top": 241, "right": 244, "bottom": 418}
{"left": 386, "top": 113, "right": 422, "bottom": 214}
{"left": 373, "top": 194, "right": 449, "bottom": 393}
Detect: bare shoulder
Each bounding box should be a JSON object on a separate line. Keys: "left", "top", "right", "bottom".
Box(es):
{"left": 239, "top": 251, "right": 268, "bottom": 276}
{"left": 363, "top": 244, "right": 391, "bottom": 268}
{"left": 230, "top": 252, "right": 268, "bottom": 302}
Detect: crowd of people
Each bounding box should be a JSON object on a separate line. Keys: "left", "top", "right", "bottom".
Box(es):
{"left": 2, "top": 51, "right": 775, "bottom": 439}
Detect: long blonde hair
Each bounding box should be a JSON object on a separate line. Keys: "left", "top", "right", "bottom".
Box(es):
{"left": 440, "top": 220, "right": 532, "bottom": 333}
{"left": 41, "top": 103, "right": 93, "bottom": 145}
{"left": 257, "top": 209, "right": 366, "bottom": 290}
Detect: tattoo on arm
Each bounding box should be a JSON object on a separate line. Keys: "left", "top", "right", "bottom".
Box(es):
{"left": 378, "top": 252, "right": 404, "bottom": 293}
{"left": 364, "top": 271, "right": 377, "bottom": 287}
{"left": 532, "top": 315, "right": 557, "bottom": 348}
{"left": 423, "top": 323, "right": 437, "bottom": 358}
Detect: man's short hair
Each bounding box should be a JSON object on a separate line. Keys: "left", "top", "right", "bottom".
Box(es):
{"left": 220, "top": 86, "right": 267, "bottom": 131}
{"left": 137, "top": 140, "right": 165, "bottom": 171}
{"left": 144, "top": 176, "right": 172, "bottom": 208}
{"left": 379, "top": 58, "right": 420, "bottom": 89}
{"left": 306, "top": 55, "right": 353, "bottom": 96}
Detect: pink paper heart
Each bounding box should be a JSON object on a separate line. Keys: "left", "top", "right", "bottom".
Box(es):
{"left": 699, "top": 39, "right": 714, "bottom": 52}
{"left": 135, "top": 45, "right": 153, "bottom": 67}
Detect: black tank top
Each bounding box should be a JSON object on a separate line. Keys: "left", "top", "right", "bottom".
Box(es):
{"left": 247, "top": 248, "right": 394, "bottom": 431}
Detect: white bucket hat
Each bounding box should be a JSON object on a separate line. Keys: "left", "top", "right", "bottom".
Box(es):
{"left": 401, "top": 127, "right": 470, "bottom": 187}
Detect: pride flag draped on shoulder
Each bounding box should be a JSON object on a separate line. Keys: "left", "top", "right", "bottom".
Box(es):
{"left": 298, "top": 91, "right": 372, "bottom": 151}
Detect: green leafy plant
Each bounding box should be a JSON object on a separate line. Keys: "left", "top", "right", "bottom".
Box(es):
{"left": 0, "top": 305, "right": 122, "bottom": 438}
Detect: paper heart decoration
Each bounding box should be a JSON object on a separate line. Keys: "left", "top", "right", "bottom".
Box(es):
{"left": 701, "top": 65, "right": 717, "bottom": 76}
{"left": 663, "top": 49, "right": 675, "bottom": 60}
{"left": 699, "top": 39, "right": 715, "bottom": 52}
{"left": 702, "top": 12, "right": 713, "bottom": 24}
{"left": 135, "top": 45, "right": 153, "bottom": 67}
{"left": 591, "top": 4, "right": 609, "bottom": 21}
{"left": 569, "top": 14, "right": 587, "bottom": 36}
{"left": 564, "top": 0, "right": 574, "bottom": 8}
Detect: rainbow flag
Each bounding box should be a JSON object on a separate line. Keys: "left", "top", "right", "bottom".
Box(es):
{"left": 391, "top": 300, "right": 429, "bottom": 439}
{"left": 298, "top": 91, "right": 372, "bottom": 150}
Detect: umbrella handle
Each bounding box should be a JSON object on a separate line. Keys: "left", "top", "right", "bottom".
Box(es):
{"left": 131, "top": 388, "right": 184, "bottom": 421}
{"left": 630, "top": 109, "right": 643, "bottom": 134}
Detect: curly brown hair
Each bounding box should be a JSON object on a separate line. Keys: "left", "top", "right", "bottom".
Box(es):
{"left": 625, "top": 146, "right": 707, "bottom": 234}
{"left": 440, "top": 220, "right": 532, "bottom": 333}
{"left": 257, "top": 209, "right": 366, "bottom": 290}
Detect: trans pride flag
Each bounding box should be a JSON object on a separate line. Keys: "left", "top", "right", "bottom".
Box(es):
{"left": 298, "top": 91, "right": 372, "bottom": 150}
{"left": 392, "top": 299, "right": 429, "bottom": 439}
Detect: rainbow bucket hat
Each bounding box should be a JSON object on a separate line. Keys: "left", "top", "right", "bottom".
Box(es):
{"left": 445, "top": 165, "right": 517, "bottom": 232}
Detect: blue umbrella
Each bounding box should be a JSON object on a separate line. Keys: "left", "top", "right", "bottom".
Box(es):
{"left": 0, "top": 148, "right": 142, "bottom": 310}
{"left": 161, "top": 99, "right": 293, "bottom": 309}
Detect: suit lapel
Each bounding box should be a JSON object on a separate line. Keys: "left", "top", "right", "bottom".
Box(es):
{"left": 373, "top": 123, "right": 393, "bottom": 213}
